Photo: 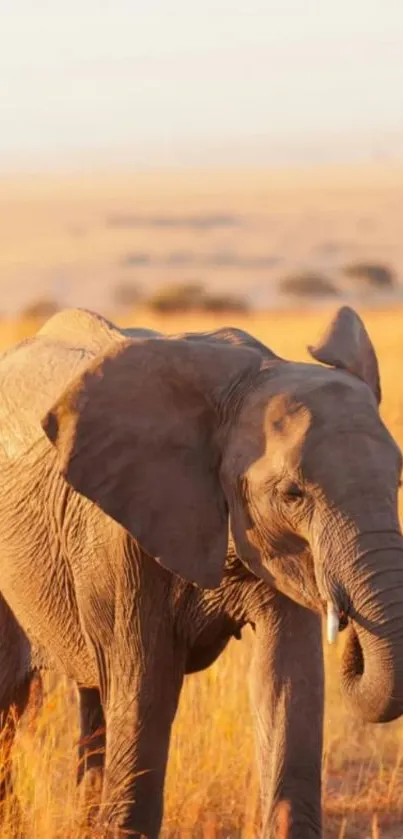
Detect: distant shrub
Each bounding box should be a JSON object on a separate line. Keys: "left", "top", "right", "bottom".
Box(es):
{"left": 114, "top": 281, "right": 143, "bottom": 308}
{"left": 147, "top": 282, "right": 250, "bottom": 314}
{"left": 202, "top": 293, "right": 250, "bottom": 313}
{"left": 108, "top": 213, "right": 240, "bottom": 230}
{"left": 201, "top": 251, "right": 279, "bottom": 269}
{"left": 343, "top": 262, "right": 396, "bottom": 289}
{"left": 21, "top": 298, "right": 60, "bottom": 321}
{"left": 278, "top": 272, "right": 339, "bottom": 299}
{"left": 121, "top": 252, "right": 151, "bottom": 267}
{"left": 148, "top": 282, "right": 206, "bottom": 313}
{"left": 119, "top": 250, "right": 281, "bottom": 271}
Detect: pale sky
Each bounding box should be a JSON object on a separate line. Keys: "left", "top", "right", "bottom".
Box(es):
{"left": 2, "top": 0, "right": 403, "bottom": 169}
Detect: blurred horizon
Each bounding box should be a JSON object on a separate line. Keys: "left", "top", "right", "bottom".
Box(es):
{"left": 3, "top": 0, "right": 403, "bottom": 172}
{"left": 2, "top": 1, "right": 403, "bottom": 320}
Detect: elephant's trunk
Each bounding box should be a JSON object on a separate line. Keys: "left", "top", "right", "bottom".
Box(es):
{"left": 323, "top": 529, "right": 403, "bottom": 723}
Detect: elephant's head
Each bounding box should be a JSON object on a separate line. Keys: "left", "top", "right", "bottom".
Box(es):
{"left": 42, "top": 306, "right": 403, "bottom": 724}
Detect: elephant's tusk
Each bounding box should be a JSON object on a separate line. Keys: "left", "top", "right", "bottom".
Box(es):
{"left": 327, "top": 602, "right": 339, "bottom": 644}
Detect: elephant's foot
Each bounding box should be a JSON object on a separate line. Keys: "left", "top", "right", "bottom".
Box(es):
{"left": 275, "top": 800, "right": 292, "bottom": 838}
{"left": 95, "top": 802, "right": 159, "bottom": 839}
{"left": 77, "top": 765, "right": 104, "bottom": 826}
{"left": 263, "top": 799, "right": 322, "bottom": 839}
{"left": 96, "top": 820, "right": 154, "bottom": 839}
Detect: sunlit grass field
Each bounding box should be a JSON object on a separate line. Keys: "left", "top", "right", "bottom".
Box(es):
{"left": 0, "top": 306, "right": 403, "bottom": 838}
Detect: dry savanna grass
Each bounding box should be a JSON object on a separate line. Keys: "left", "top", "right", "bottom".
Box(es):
{"left": 0, "top": 305, "right": 403, "bottom": 838}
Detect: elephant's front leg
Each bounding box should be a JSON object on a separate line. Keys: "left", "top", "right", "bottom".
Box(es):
{"left": 97, "top": 623, "right": 185, "bottom": 838}
{"left": 249, "top": 592, "right": 324, "bottom": 838}
{"left": 77, "top": 686, "right": 105, "bottom": 825}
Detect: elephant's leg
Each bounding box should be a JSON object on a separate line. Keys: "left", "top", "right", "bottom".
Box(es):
{"left": 249, "top": 592, "right": 324, "bottom": 839}
{"left": 75, "top": 555, "right": 185, "bottom": 839}
{"left": 0, "top": 595, "right": 38, "bottom": 817}
{"left": 0, "top": 669, "right": 42, "bottom": 838}
{"left": 0, "top": 675, "right": 34, "bottom": 805}
{"left": 77, "top": 686, "right": 105, "bottom": 825}
{"left": 98, "top": 633, "right": 184, "bottom": 839}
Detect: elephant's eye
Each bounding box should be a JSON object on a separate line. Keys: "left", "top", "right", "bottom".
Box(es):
{"left": 283, "top": 483, "right": 305, "bottom": 502}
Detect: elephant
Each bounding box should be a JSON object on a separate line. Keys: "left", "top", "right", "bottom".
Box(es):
{"left": 0, "top": 305, "right": 401, "bottom": 838}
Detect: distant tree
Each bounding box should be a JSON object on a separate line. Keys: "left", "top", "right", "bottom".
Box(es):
{"left": 343, "top": 262, "right": 396, "bottom": 290}
{"left": 202, "top": 292, "right": 250, "bottom": 313}
{"left": 21, "top": 298, "right": 59, "bottom": 321}
{"left": 147, "top": 281, "right": 250, "bottom": 314}
{"left": 278, "top": 272, "right": 339, "bottom": 299}
{"left": 147, "top": 282, "right": 206, "bottom": 313}
{"left": 121, "top": 252, "right": 152, "bottom": 266}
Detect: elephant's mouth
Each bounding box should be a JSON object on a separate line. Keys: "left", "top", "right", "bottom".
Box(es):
{"left": 320, "top": 601, "right": 349, "bottom": 643}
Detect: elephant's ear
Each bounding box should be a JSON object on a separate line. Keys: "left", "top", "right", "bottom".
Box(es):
{"left": 307, "top": 306, "right": 381, "bottom": 403}
{"left": 41, "top": 337, "right": 260, "bottom": 589}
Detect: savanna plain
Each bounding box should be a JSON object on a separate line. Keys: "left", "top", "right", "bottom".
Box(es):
{"left": 1, "top": 168, "right": 403, "bottom": 838}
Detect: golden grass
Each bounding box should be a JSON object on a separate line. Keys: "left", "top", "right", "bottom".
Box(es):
{"left": 1, "top": 305, "right": 403, "bottom": 837}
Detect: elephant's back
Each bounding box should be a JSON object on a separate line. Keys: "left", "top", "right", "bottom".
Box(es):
{"left": 0, "top": 308, "right": 162, "bottom": 460}
{"left": 38, "top": 307, "right": 126, "bottom": 354}
{"left": 0, "top": 336, "right": 95, "bottom": 459}
{"left": 0, "top": 307, "right": 133, "bottom": 458}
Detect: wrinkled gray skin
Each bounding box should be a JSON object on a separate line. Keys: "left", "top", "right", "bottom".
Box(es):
{"left": 0, "top": 307, "right": 402, "bottom": 839}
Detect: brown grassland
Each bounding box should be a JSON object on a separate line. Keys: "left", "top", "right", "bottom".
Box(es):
{"left": 0, "top": 306, "right": 402, "bottom": 838}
